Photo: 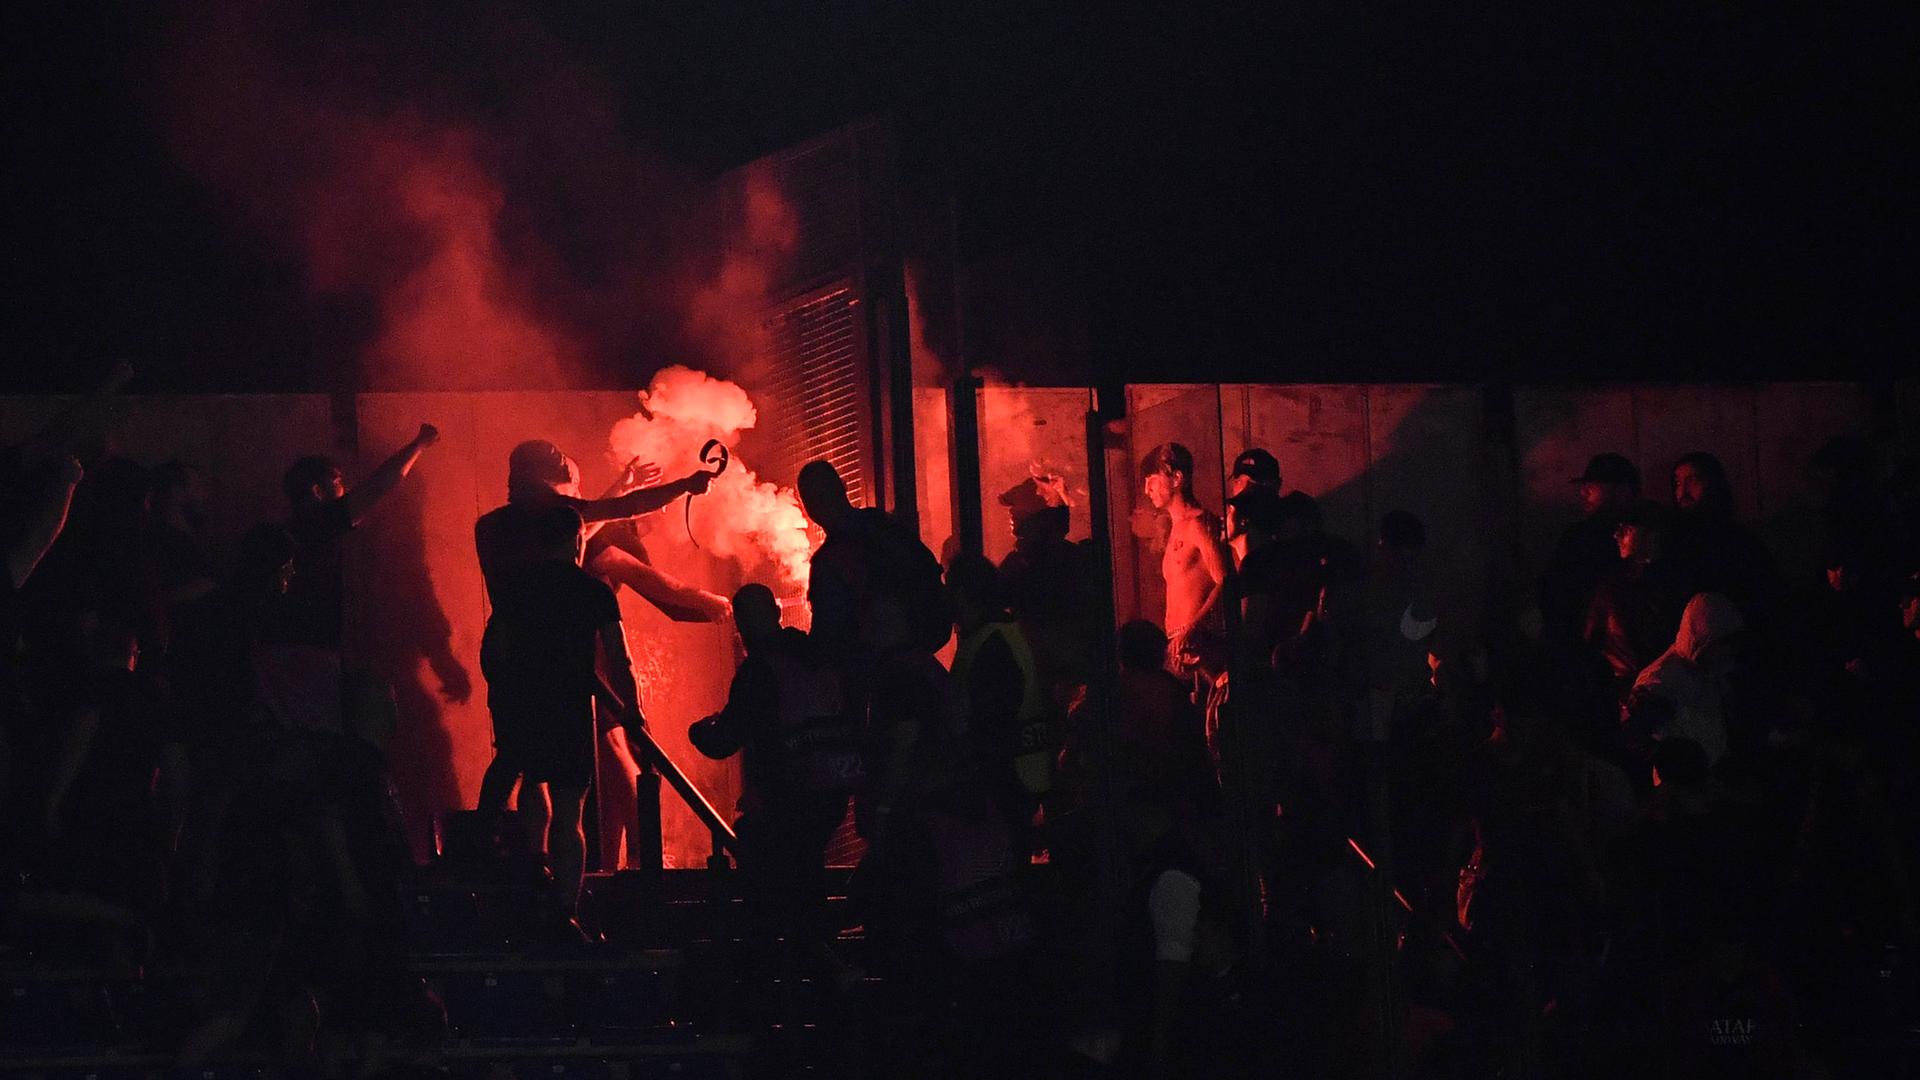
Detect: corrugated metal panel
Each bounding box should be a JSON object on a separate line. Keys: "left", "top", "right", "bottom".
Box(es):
{"left": 732, "top": 124, "right": 886, "bottom": 869}
{"left": 758, "top": 283, "right": 870, "bottom": 504}
{"left": 775, "top": 139, "right": 864, "bottom": 292}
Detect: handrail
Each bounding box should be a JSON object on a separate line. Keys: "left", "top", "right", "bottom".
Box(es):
{"left": 596, "top": 678, "right": 739, "bottom": 858}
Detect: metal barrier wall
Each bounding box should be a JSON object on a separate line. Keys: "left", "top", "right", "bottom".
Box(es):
{"left": 1104, "top": 382, "right": 1879, "bottom": 643}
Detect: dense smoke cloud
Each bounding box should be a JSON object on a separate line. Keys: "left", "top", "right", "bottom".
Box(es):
{"left": 158, "top": 0, "right": 818, "bottom": 591}
{"left": 609, "top": 366, "right": 815, "bottom": 592}
{"left": 156, "top": 0, "right": 786, "bottom": 388}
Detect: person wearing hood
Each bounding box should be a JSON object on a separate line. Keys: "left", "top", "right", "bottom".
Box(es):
{"left": 1624, "top": 592, "right": 1746, "bottom": 767}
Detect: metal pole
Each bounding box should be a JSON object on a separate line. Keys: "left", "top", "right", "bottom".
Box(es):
{"left": 949, "top": 376, "right": 986, "bottom": 560}
{"left": 880, "top": 265, "right": 920, "bottom": 532}
{"left": 1082, "top": 395, "right": 1129, "bottom": 1023}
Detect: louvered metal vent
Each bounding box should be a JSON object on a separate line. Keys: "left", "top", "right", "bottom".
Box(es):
{"left": 757, "top": 282, "right": 871, "bottom": 504}
{"left": 775, "top": 141, "right": 864, "bottom": 292}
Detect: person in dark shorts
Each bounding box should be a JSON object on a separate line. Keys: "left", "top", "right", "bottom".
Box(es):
{"left": 478, "top": 504, "right": 640, "bottom": 929}
{"left": 474, "top": 440, "right": 719, "bottom": 865}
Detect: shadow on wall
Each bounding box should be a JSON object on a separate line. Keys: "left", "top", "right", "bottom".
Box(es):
{"left": 357, "top": 482, "right": 470, "bottom": 859}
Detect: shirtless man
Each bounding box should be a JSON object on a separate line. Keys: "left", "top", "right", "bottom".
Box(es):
{"left": 1142, "top": 442, "right": 1228, "bottom": 660}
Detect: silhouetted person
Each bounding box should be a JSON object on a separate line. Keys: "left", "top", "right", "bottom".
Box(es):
{"left": 5, "top": 453, "right": 83, "bottom": 594}
{"left": 148, "top": 461, "right": 216, "bottom": 616}
{"left": 25, "top": 456, "right": 166, "bottom": 663}
{"left": 1234, "top": 487, "right": 1333, "bottom": 677}
{"left": 853, "top": 590, "right": 970, "bottom": 997}
{"left": 1667, "top": 451, "right": 1774, "bottom": 620}
{"left": 1227, "top": 447, "right": 1281, "bottom": 499}
{"left": 0, "top": 452, "right": 82, "bottom": 860}
{"left": 476, "top": 440, "right": 720, "bottom": 867}
{"left": 474, "top": 504, "right": 640, "bottom": 931}
{"left": 799, "top": 457, "right": 949, "bottom": 674}
{"left": 1354, "top": 510, "right": 1440, "bottom": 741}
{"left": 1583, "top": 506, "right": 1690, "bottom": 702}
{"left": 40, "top": 618, "right": 184, "bottom": 919}
{"left": 1141, "top": 443, "right": 1228, "bottom": 661}
{"left": 0, "top": 358, "right": 131, "bottom": 596}
{"left": 1225, "top": 484, "right": 1287, "bottom": 669}
{"left": 995, "top": 482, "right": 1100, "bottom": 765}
{"left": 171, "top": 525, "right": 298, "bottom": 745}
{"left": 277, "top": 430, "right": 435, "bottom": 670}
{"left": 688, "top": 584, "right": 860, "bottom": 951}
{"left": 1809, "top": 435, "right": 1894, "bottom": 591}
{"left": 1113, "top": 622, "right": 1215, "bottom": 837}
{"left": 948, "top": 555, "right": 1053, "bottom": 854}
{"left": 1542, "top": 452, "right": 1640, "bottom": 644}
{"left": 995, "top": 473, "right": 1075, "bottom": 616}
{"left": 478, "top": 439, "right": 720, "bottom": 613}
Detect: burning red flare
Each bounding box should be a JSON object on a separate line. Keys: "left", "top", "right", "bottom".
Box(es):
{"left": 609, "top": 366, "right": 817, "bottom": 592}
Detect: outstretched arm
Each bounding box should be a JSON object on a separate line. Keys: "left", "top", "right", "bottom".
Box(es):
{"left": 587, "top": 544, "right": 730, "bottom": 622}
{"left": 597, "top": 458, "right": 664, "bottom": 500}
{"left": 8, "top": 455, "right": 83, "bottom": 589}
{"left": 343, "top": 423, "right": 439, "bottom": 526}
{"left": 570, "top": 470, "right": 712, "bottom": 525}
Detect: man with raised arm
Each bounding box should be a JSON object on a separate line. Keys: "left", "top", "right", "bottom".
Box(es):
{"left": 476, "top": 504, "right": 639, "bottom": 935}
{"left": 475, "top": 439, "right": 725, "bottom": 621}
{"left": 473, "top": 440, "right": 720, "bottom": 868}
{"left": 280, "top": 423, "right": 441, "bottom": 650}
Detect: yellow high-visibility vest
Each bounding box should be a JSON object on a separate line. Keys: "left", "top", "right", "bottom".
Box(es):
{"left": 952, "top": 620, "right": 1054, "bottom": 794}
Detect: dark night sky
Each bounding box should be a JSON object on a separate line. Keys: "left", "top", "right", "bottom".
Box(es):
{"left": 3, "top": 1, "right": 1914, "bottom": 390}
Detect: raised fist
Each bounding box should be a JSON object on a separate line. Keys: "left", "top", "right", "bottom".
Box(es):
{"left": 53, "top": 455, "right": 84, "bottom": 488}
{"left": 416, "top": 423, "right": 441, "bottom": 448}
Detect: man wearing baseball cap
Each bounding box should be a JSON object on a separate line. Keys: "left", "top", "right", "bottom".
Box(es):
{"left": 1542, "top": 452, "right": 1643, "bottom": 644}
{"left": 1228, "top": 447, "right": 1281, "bottom": 497}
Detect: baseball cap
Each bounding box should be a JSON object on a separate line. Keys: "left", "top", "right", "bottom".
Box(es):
{"left": 1230, "top": 448, "right": 1281, "bottom": 489}
{"left": 1571, "top": 452, "right": 1639, "bottom": 487}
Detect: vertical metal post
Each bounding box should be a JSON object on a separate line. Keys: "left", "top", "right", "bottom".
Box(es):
{"left": 1082, "top": 395, "right": 1129, "bottom": 1009}
{"left": 881, "top": 271, "right": 920, "bottom": 533}
{"left": 949, "top": 376, "right": 985, "bottom": 560}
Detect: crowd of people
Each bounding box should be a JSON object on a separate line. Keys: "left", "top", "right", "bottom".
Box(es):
{"left": 699, "top": 439, "right": 1918, "bottom": 1078}
{"left": 2, "top": 367, "right": 1917, "bottom": 1079}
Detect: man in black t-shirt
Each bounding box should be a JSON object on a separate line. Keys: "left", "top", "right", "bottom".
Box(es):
{"left": 280, "top": 424, "right": 440, "bottom": 650}
{"left": 478, "top": 504, "right": 640, "bottom": 926}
